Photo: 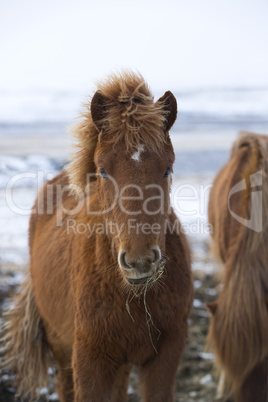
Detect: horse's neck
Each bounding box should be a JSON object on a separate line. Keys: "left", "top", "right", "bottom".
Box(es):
{"left": 95, "top": 230, "right": 118, "bottom": 271}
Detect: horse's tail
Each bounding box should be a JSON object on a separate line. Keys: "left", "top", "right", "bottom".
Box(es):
{"left": 0, "top": 273, "right": 53, "bottom": 400}
{"left": 207, "top": 131, "right": 268, "bottom": 398}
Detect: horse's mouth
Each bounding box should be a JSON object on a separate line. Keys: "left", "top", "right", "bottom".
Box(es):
{"left": 126, "top": 276, "right": 152, "bottom": 285}
{"left": 125, "top": 260, "right": 166, "bottom": 286}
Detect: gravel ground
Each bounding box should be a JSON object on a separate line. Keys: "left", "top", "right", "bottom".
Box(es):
{"left": 0, "top": 248, "right": 228, "bottom": 402}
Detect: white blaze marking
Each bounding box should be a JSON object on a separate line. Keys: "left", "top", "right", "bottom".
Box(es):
{"left": 131, "top": 144, "right": 145, "bottom": 162}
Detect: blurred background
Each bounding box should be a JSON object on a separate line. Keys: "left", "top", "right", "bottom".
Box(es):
{"left": 0, "top": 0, "right": 267, "bottom": 400}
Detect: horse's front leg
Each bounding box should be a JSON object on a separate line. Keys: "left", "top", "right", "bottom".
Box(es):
{"left": 72, "top": 330, "right": 128, "bottom": 402}
{"left": 112, "top": 363, "right": 132, "bottom": 402}
{"left": 139, "top": 327, "right": 187, "bottom": 402}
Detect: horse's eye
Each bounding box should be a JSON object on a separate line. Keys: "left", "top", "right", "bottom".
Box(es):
{"left": 100, "top": 167, "right": 109, "bottom": 179}
{"left": 163, "top": 166, "right": 172, "bottom": 178}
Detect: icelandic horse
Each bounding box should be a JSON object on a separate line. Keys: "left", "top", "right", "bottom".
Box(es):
{"left": 1, "top": 72, "right": 193, "bottom": 401}
{"left": 207, "top": 131, "right": 268, "bottom": 401}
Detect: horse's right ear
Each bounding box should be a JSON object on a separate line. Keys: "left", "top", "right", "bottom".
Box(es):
{"left": 206, "top": 301, "right": 218, "bottom": 315}
{"left": 91, "top": 91, "right": 110, "bottom": 132}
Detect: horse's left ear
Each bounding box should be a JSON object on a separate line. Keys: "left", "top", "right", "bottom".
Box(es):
{"left": 157, "top": 91, "right": 177, "bottom": 131}
{"left": 91, "top": 90, "right": 110, "bottom": 132}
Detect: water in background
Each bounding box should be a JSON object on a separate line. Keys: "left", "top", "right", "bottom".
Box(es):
{"left": 0, "top": 87, "right": 267, "bottom": 264}
{"left": 0, "top": 86, "right": 267, "bottom": 178}
{"left": 0, "top": 87, "right": 268, "bottom": 135}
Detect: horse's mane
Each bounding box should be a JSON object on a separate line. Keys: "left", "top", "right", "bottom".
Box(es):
{"left": 96, "top": 71, "right": 168, "bottom": 151}
{"left": 66, "top": 71, "right": 169, "bottom": 193}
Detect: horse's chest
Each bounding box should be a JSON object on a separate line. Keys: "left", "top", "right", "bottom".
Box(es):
{"left": 88, "top": 292, "right": 178, "bottom": 355}
{"left": 89, "top": 291, "right": 177, "bottom": 328}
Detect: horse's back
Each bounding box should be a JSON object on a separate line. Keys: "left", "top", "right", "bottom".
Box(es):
{"left": 29, "top": 171, "right": 76, "bottom": 346}
{"left": 29, "top": 171, "right": 69, "bottom": 249}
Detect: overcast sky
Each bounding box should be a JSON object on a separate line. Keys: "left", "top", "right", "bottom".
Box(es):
{"left": 1, "top": 0, "right": 268, "bottom": 93}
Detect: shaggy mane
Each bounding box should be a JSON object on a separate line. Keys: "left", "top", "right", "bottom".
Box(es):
{"left": 95, "top": 71, "right": 167, "bottom": 151}
{"left": 67, "top": 71, "right": 169, "bottom": 193}
{"left": 207, "top": 131, "right": 268, "bottom": 399}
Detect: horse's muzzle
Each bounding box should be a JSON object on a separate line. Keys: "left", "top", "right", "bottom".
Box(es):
{"left": 118, "top": 247, "right": 161, "bottom": 285}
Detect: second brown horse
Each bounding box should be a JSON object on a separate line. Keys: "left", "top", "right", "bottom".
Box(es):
{"left": 208, "top": 131, "right": 268, "bottom": 402}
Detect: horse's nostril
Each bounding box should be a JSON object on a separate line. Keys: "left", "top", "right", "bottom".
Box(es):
{"left": 119, "top": 251, "right": 132, "bottom": 269}
{"left": 119, "top": 249, "right": 161, "bottom": 270}
{"left": 152, "top": 247, "right": 161, "bottom": 263}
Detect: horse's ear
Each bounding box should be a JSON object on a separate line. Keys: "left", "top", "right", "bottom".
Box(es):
{"left": 206, "top": 301, "right": 218, "bottom": 315}
{"left": 157, "top": 91, "right": 177, "bottom": 131}
{"left": 91, "top": 90, "right": 110, "bottom": 131}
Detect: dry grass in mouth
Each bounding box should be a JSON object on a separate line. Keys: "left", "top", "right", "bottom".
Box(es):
{"left": 125, "top": 260, "right": 166, "bottom": 353}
